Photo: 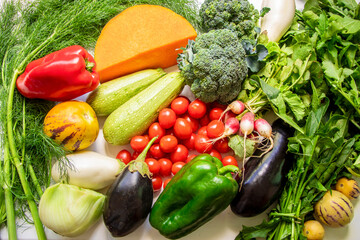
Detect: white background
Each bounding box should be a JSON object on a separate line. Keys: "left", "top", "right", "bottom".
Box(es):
{"left": 1, "top": 0, "right": 360, "bottom": 239}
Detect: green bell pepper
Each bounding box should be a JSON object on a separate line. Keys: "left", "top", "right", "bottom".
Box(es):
{"left": 149, "top": 154, "right": 239, "bottom": 239}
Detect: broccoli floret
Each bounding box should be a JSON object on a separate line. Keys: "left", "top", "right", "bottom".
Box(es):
{"left": 177, "top": 29, "right": 248, "bottom": 104}
{"left": 199, "top": 0, "right": 259, "bottom": 41}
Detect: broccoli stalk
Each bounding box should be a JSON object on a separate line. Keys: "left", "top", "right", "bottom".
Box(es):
{"left": 177, "top": 29, "right": 248, "bottom": 104}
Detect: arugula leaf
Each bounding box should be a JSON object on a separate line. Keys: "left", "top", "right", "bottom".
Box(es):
{"left": 340, "top": 16, "right": 360, "bottom": 34}
{"left": 337, "top": 0, "right": 359, "bottom": 13}
{"left": 318, "top": 12, "right": 329, "bottom": 36}
{"left": 283, "top": 91, "right": 306, "bottom": 121}
{"left": 235, "top": 219, "right": 280, "bottom": 240}
{"left": 305, "top": 98, "right": 329, "bottom": 137}
{"left": 259, "top": 79, "right": 304, "bottom": 133}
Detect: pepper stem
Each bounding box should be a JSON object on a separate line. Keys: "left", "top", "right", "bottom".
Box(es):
{"left": 85, "top": 58, "right": 95, "bottom": 72}
{"left": 219, "top": 165, "right": 240, "bottom": 176}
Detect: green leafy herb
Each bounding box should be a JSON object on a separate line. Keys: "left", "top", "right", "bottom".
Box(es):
{"left": 228, "top": 135, "right": 257, "bottom": 159}
{"left": 235, "top": 0, "right": 360, "bottom": 239}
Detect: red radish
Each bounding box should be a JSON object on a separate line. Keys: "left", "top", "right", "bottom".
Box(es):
{"left": 207, "top": 117, "right": 240, "bottom": 143}
{"left": 224, "top": 111, "right": 237, "bottom": 122}
{"left": 239, "top": 112, "right": 255, "bottom": 136}
{"left": 220, "top": 100, "right": 245, "bottom": 120}
{"left": 238, "top": 111, "right": 255, "bottom": 190}
{"left": 254, "top": 118, "right": 272, "bottom": 139}
{"left": 254, "top": 118, "right": 274, "bottom": 156}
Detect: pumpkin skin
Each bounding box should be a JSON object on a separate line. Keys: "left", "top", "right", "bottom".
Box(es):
{"left": 43, "top": 101, "right": 99, "bottom": 151}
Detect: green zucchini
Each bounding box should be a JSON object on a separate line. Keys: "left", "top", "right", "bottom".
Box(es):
{"left": 86, "top": 68, "right": 166, "bottom": 116}
{"left": 103, "top": 72, "right": 185, "bottom": 145}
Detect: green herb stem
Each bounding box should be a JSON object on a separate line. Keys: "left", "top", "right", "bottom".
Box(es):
{"left": 2, "top": 143, "right": 17, "bottom": 240}
{"left": 6, "top": 70, "right": 46, "bottom": 240}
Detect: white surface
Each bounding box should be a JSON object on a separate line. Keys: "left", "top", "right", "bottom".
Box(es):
{"left": 1, "top": 0, "right": 360, "bottom": 239}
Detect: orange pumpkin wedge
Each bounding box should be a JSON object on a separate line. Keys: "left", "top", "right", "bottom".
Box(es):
{"left": 94, "top": 4, "right": 197, "bottom": 82}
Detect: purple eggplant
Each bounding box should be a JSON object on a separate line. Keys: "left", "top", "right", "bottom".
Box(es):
{"left": 103, "top": 137, "right": 156, "bottom": 237}
{"left": 230, "top": 119, "right": 294, "bottom": 217}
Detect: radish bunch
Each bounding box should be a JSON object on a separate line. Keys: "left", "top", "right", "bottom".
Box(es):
{"left": 207, "top": 100, "right": 274, "bottom": 159}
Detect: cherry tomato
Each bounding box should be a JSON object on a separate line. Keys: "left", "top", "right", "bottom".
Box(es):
{"left": 186, "top": 154, "right": 197, "bottom": 163}
{"left": 149, "top": 144, "right": 165, "bottom": 159}
{"left": 197, "top": 126, "right": 208, "bottom": 136}
{"left": 194, "top": 134, "right": 212, "bottom": 153}
{"left": 171, "top": 96, "right": 189, "bottom": 115}
{"left": 130, "top": 135, "right": 149, "bottom": 152}
{"left": 182, "top": 114, "right": 199, "bottom": 132}
{"left": 170, "top": 144, "right": 189, "bottom": 163}
{"left": 159, "top": 135, "right": 178, "bottom": 153}
{"left": 188, "top": 99, "right": 207, "bottom": 119}
{"left": 182, "top": 133, "right": 196, "bottom": 150}
{"left": 148, "top": 122, "right": 165, "bottom": 143}
{"left": 209, "top": 107, "right": 224, "bottom": 121}
{"left": 152, "top": 176, "right": 163, "bottom": 191}
{"left": 116, "top": 149, "right": 132, "bottom": 164}
{"left": 173, "top": 118, "right": 192, "bottom": 140}
{"left": 199, "top": 114, "right": 210, "bottom": 126}
{"left": 143, "top": 134, "right": 150, "bottom": 142}
{"left": 158, "top": 158, "right": 173, "bottom": 176}
{"left": 222, "top": 155, "right": 238, "bottom": 167}
{"left": 209, "top": 149, "right": 222, "bottom": 161}
{"left": 132, "top": 151, "right": 140, "bottom": 160}
{"left": 172, "top": 162, "right": 186, "bottom": 175}
{"left": 158, "top": 108, "right": 177, "bottom": 129}
{"left": 207, "top": 120, "right": 225, "bottom": 138}
{"left": 214, "top": 138, "right": 231, "bottom": 153}
{"left": 163, "top": 178, "right": 172, "bottom": 189}
{"left": 145, "top": 158, "right": 160, "bottom": 175}
{"left": 165, "top": 128, "right": 175, "bottom": 136}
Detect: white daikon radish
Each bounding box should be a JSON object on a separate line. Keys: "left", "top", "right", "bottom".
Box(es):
{"left": 260, "top": 0, "right": 296, "bottom": 42}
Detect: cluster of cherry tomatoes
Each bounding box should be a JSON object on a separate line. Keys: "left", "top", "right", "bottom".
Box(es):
{"left": 116, "top": 96, "right": 239, "bottom": 191}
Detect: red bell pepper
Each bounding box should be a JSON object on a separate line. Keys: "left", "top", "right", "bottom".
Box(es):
{"left": 16, "top": 45, "right": 99, "bottom": 101}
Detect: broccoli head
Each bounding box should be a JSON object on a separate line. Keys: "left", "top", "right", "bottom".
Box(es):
{"left": 199, "top": 0, "right": 259, "bottom": 41}
{"left": 177, "top": 29, "right": 248, "bottom": 104}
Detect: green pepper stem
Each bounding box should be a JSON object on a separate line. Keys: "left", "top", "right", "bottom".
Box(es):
{"left": 85, "top": 59, "right": 95, "bottom": 72}
{"left": 218, "top": 165, "right": 240, "bottom": 176}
